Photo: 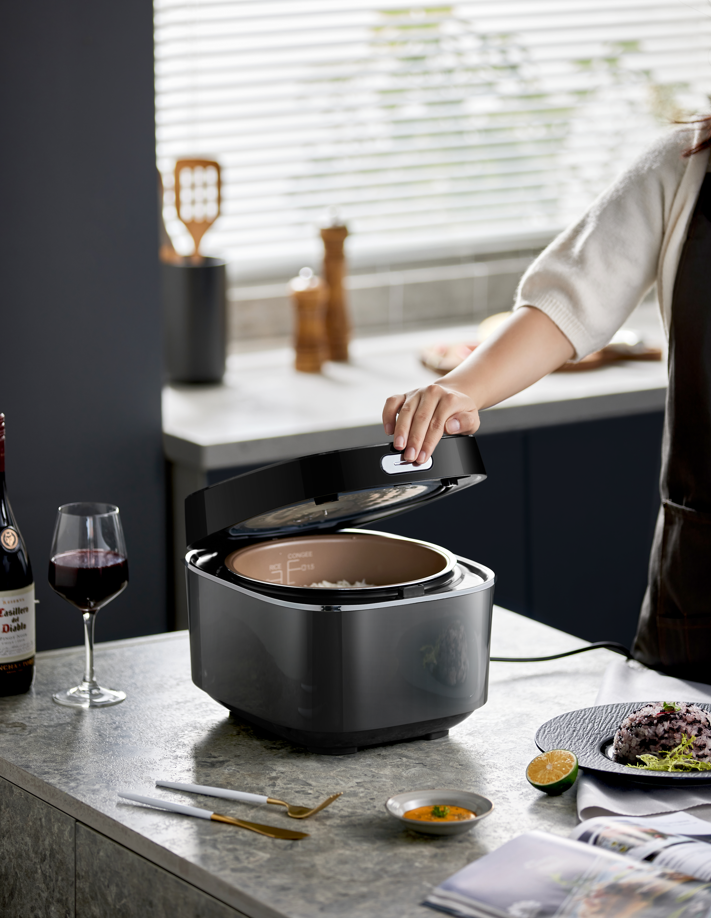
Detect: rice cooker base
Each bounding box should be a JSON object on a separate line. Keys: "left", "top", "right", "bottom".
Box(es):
{"left": 223, "top": 707, "right": 466, "bottom": 755}
{"left": 187, "top": 545, "right": 494, "bottom": 754}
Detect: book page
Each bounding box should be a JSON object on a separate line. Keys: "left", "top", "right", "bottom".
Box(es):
{"left": 571, "top": 817, "right": 711, "bottom": 882}
{"left": 425, "top": 832, "right": 711, "bottom": 918}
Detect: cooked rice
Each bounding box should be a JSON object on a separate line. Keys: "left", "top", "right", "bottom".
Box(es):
{"left": 307, "top": 579, "right": 374, "bottom": 589}
{"left": 612, "top": 702, "right": 711, "bottom": 765}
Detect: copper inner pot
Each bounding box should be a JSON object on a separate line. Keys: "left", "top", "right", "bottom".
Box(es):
{"left": 225, "top": 531, "right": 454, "bottom": 589}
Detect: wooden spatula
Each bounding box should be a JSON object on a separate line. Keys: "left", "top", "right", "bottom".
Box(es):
{"left": 174, "top": 158, "right": 221, "bottom": 261}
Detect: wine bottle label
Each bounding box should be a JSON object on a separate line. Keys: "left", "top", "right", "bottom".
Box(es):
{"left": 0, "top": 584, "right": 35, "bottom": 662}
{"left": 0, "top": 528, "right": 19, "bottom": 552}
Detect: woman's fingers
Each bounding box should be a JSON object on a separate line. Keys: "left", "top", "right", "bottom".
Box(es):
{"left": 401, "top": 385, "right": 448, "bottom": 460}
{"left": 388, "top": 388, "right": 422, "bottom": 452}
{"left": 385, "top": 384, "right": 479, "bottom": 462}
{"left": 382, "top": 393, "right": 406, "bottom": 436}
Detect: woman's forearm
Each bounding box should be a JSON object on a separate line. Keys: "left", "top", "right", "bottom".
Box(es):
{"left": 440, "top": 306, "right": 575, "bottom": 409}
{"left": 382, "top": 306, "right": 574, "bottom": 463}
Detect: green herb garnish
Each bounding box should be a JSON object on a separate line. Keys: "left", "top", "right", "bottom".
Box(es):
{"left": 661, "top": 701, "right": 681, "bottom": 713}
{"left": 431, "top": 805, "right": 450, "bottom": 818}
{"left": 627, "top": 735, "right": 711, "bottom": 772}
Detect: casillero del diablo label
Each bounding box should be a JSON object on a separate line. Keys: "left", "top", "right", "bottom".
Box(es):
{"left": 0, "top": 584, "right": 35, "bottom": 662}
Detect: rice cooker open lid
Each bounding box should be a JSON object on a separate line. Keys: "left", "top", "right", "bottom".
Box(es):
{"left": 185, "top": 434, "right": 486, "bottom": 547}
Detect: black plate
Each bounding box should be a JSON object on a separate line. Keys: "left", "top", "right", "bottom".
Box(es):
{"left": 535, "top": 702, "right": 711, "bottom": 786}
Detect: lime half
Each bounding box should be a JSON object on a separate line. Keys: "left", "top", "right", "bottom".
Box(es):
{"left": 526, "top": 749, "right": 579, "bottom": 795}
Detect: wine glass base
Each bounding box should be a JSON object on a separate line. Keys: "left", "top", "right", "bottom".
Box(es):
{"left": 53, "top": 685, "right": 126, "bottom": 708}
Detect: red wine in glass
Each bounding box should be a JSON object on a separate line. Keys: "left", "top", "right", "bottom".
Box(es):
{"left": 49, "top": 550, "right": 128, "bottom": 612}
{"left": 48, "top": 502, "right": 128, "bottom": 708}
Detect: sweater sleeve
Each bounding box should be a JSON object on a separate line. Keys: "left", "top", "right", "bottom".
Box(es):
{"left": 514, "top": 128, "right": 693, "bottom": 359}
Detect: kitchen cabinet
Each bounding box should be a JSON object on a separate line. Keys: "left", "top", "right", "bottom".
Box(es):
{"left": 0, "top": 777, "right": 75, "bottom": 917}
{"left": 527, "top": 412, "right": 663, "bottom": 646}
{"left": 75, "top": 826, "right": 244, "bottom": 918}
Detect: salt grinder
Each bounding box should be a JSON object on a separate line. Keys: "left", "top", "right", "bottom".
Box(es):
{"left": 320, "top": 221, "right": 350, "bottom": 362}
{"left": 289, "top": 268, "right": 328, "bottom": 373}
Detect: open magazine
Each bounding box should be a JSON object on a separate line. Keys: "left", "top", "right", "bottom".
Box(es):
{"left": 425, "top": 813, "right": 711, "bottom": 918}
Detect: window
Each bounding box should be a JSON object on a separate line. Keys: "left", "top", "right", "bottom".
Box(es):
{"left": 155, "top": 1, "right": 711, "bottom": 282}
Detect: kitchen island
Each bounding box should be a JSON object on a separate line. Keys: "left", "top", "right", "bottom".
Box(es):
{"left": 0, "top": 608, "right": 617, "bottom": 918}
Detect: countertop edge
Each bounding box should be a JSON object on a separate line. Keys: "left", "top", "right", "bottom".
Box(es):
{"left": 0, "top": 754, "right": 281, "bottom": 918}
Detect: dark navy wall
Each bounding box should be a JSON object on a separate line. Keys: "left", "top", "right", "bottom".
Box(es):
{"left": 1, "top": 1, "right": 166, "bottom": 650}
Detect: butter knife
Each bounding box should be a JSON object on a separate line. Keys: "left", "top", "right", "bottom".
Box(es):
{"left": 155, "top": 780, "right": 342, "bottom": 818}
{"left": 117, "top": 791, "right": 309, "bottom": 840}
{"left": 156, "top": 780, "right": 269, "bottom": 806}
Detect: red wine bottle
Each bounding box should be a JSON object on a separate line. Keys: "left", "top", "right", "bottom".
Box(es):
{"left": 0, "top": 414, "right": 35, "bottom": 695}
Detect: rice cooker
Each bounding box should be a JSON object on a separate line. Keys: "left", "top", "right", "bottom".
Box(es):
{"left": 184, "top": 434, "right": 495, "bottom": 754}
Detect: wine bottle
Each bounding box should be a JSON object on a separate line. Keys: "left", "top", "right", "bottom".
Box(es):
{"left": 0, "top": 414, "right": 35, "bottom": 695}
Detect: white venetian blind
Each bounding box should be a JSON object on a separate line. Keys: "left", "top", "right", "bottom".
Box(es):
{"left": 154, "top": 0, "right": 711, "bottom": 278}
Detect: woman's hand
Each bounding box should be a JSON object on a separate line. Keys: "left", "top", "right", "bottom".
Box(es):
{"left": 382, "top": 383, "right": 480, "bottom": 463}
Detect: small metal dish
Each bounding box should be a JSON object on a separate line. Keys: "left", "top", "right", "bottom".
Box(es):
{"left": 385, "top": 788, "right": 494, "bottom": 836}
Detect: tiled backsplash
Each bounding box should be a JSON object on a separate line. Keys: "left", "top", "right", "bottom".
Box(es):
{"left": 227, "top": 248, "right": 545, "bottom": 352}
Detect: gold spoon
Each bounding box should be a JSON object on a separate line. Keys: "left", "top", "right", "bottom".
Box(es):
{"left": 156, "top": 780, "right": 342, "bottom": 819}
{"left": 267, "top": 792, "right": 342, "bottom": 819}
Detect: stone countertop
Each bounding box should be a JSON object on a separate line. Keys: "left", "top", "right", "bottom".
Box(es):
{"left": 163, "top": 317, "right": 667, "bottom": 470}
{"left": 0, "top": 609, "right": 618, "bottom": 918}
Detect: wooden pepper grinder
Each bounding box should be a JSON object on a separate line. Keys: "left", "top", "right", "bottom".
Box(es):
{"left": 320, "top": 219, "right": 350, "bottom": 362}
{"left": 289, "top": 267, "right": 328, "bottom": 373}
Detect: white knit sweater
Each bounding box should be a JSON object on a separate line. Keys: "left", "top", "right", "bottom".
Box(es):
{"left": 514, "top": 124, "right": 711, "bottom": 360}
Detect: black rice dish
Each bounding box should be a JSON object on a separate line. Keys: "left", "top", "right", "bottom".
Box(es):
{"left": 612, "top": 702, "right": 711, "bottom": 766}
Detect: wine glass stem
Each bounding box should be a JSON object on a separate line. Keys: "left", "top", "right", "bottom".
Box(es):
{"left": 82, "top": 612, "right": 99, "bottom": 689}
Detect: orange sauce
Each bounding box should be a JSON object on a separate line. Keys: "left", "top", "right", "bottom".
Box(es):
{"left": 403, "top": 804, "right": 475, "bottom": 822}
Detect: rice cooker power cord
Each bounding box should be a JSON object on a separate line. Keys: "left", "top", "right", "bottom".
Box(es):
{"left": 490, "top": 641, "right": 633, "bottom": 664}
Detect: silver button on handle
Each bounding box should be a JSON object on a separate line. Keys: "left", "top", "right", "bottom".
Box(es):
{"left": 381, "top": 453, "right": 433, "bottom": 474}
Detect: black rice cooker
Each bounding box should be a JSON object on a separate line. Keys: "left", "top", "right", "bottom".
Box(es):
{"left": 184, "top": 434, "right": 495, "bottom": 754}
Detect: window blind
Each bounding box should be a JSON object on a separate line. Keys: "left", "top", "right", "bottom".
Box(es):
{"left": 154, "top": 0, "right": 711, "bottom": 279}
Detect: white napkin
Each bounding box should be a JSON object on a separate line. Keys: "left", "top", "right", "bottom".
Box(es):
{"left": 577, "top": 658, "right": 711, "bottom": 821}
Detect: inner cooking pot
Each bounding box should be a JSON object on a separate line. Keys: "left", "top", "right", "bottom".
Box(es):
{"left": 225, "top": 531, "right": 456, "bottom": 590}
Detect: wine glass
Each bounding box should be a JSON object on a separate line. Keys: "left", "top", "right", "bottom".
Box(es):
{"left": 48, "top": 502, "right": 128, "bottom": 708}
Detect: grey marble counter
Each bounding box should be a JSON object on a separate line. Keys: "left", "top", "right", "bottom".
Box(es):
{"left": 0, "top": 608, "right": 617, "bottom": 918}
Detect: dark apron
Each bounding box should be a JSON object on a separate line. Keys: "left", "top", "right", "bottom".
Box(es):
{"left": 633, "top": 173, "right": 711, "bottom": 681}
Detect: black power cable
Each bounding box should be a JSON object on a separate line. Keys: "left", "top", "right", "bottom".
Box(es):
{"left": 490, "top": 641, "right": 632, "bottom": 663}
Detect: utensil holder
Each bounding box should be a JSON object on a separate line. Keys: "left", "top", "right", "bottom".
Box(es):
{"left": 162, "top": 257, "right": 227, "bottom": 384}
